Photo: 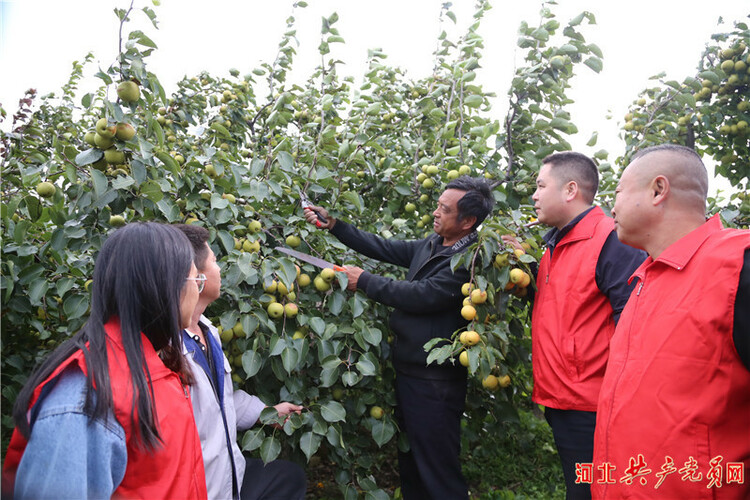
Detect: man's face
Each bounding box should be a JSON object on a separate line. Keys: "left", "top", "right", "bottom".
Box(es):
{"left": 531, "top": 163, "right": 568, "bottom": 229}
{"left": 433, "top": 189, "right": 469, "bottom": 240}
{"left": 180, "top": 263, "right": 200, "bottom": 329}
{"left": 612, "top": 160, "right": 650, "bottom": 250}
{"left": 199, "top": 243, "right": 222, "bottom": 303}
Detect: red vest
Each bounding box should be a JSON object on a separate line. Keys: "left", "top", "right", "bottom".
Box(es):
{"left": 532, "top": 207, "right": 616, "bottom": 411}
{"left": 593, "top": 216, "right": 750, "bottom": 499}
{"left": 2, "top": 320, "right": 207, "bottom": 499}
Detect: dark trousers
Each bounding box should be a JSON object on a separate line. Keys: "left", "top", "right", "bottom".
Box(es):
{"left": 240, "top": 457, "right": 306, "bottom": 500}
{"left": 544, "top": 407, "right": 596, "bottom": 500}
{"left": 395, "top": 373, "right": 468, "bottom": 500}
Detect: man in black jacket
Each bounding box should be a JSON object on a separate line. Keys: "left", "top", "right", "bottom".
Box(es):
{"left": 304, "top": 176, "right": 494, "bottom": 499}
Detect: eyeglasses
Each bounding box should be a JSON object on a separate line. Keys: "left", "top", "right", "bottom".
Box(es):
{"left": 186, "top": 273, "right": 207, "bottom": 293}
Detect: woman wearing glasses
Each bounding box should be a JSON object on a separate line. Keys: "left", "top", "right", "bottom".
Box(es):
{"left": 2, "top": 222, "right": 208, "bottom": 499}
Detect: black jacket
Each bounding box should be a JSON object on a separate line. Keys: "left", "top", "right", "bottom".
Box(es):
{"left": 331, "top": 221, "right": 476, "bottom": 379}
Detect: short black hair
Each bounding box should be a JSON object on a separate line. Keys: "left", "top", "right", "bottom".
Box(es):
{"left": 542, "top": 152, "right": 599, "bottom": 204}
{"left": 445, "top": 175, "right": 494, "bottom": 230}
{"left": 175, "top": 224, "right": 210, "bottom": 270}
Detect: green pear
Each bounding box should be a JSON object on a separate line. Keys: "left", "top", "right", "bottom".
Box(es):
{"left": 94, "top": 133, "right": 114, "bottom": 149}
{"left": 95, "top": 118, "right": 116, "bottom": 139}
{"left": 115, "top": 123, "right": 136, "bottom": 141}
{"left": 35, "top": 182, "right": 56, "bottom": 198}
{"left": 104, "top": 149, "right": 126, "bottom": 165}
{"left": 117, "top": 81, "right": 140, "bottom": 103}
{"left": 84, "top": 131, "right": 97, "bottom": 147}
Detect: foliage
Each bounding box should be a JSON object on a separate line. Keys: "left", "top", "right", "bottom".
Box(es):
{"left": 617, "top": 18, "right": 750, "bottom": 226}
{"left": 465, "top": 408, "right": 564, "bottom": 500}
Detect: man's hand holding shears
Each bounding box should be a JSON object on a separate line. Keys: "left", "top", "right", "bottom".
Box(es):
{"left": 301, "top": 200, "right": 363, "bottom": 291}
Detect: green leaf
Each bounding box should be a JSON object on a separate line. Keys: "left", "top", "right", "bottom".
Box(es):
{"left": 236, "top": 253, "right": 256, "bottom": 280}
{"left": 269, "top": 336, "right": 287, "bottom": 356}
{"left": 557, "top": 43, "right": 578, "bottom": 55}
{"left": 365, "top": 489, "right": 390, "bottom": 500}
{"left": 319, "top": 366, "right": 340, "bottom": 387}
{"left": 28, "top": 279, "right": 49, "bottom": 306}
{"left": 281, "top": 347, "right": 300, "bottom": 374}
{"left": 360, "top": 326, "right": 382, "bottom": 346}
{"left": 464, "top": 95, "right": 483, "bottom": 108}
{"left": 111, "top": 176, "right": 134, "bottom": 190}
{"left": 519, "top": 253, "right": 536, "bottom": 264}
{"left": 356, "top": 355, "right": 376, "bottom": 376}
{"left": 216, "top": 230, "right": 235, "bottom": 255}
{"left": 321, "top": 356, "right": 342, "bottom": 371}
{"left": 276, "top": 151, "right": 295, "bottom": 171}
{"left": 240, "top": 315, "right": 259, "bottom": 337}
{"left": 365, "top": 102, "right": 381, "bottom": 116}
{"left": 90, "top": 169, "right": 108, "bottom": 198}
{"left": 341, "top": 370, "right": 360, "bottom": 386}
{"left": 75, "top": 148, "right": 103, "bottom": 167}
{"left": 328, "top": 291, "right": 345, "bottom": 315}
{"left": 130, "top": 30, "right": 158, "bottom": 49}
{"left": 586, "top": 131, "right": 598, "bottom": 147}
{"left": 210, "top": 193, "right": 229, "bottom": 210}
{"left": 241, "top": 428, "right": 264, "bottom": 452}
{"left": 675, "top": 92, "right": 696, "bottom": 108}
{"left": 326, "top": 424, "right": 344, "bottom": 449}
{"left": 299, "top": 431, "right": 322, "bottom": 461}
{"left": 155, "top": 151, "right": 179, "bottom": 174}
{"left": 241, "top": 351, "right": 263, "bottom": 378}
{"left": 63, "top": 294, "right": 89, "bottom": 320}
{"left": 426, "top": 344, "right": 453, "bottom": 366}
{"left": 530, "top": 27, "right": 549, "bottom": 41}
{"left": 587, "top": 43, "right": 603, "bottom": 58}
{"left": 320, "top": 401, "right": 346, "bottom": 423}
{"left": 583, "top": 56, "right": 603, "bottom": 73}
{"left": 698, "top": 71, "right": 720, "bottom": 85}
{"left": 210, "top": 121, "right": 231, "bottom": 139}
{"left": 549, "top": 117, "right": 571, "bottom": 131}
{"left": 569, "top": 12, "right": 586, "bottom": 26}
{"left": 371, "top": 420, "right": 396, "bottom": 447}
{"left": 309, "top": 317, "right": 326, "bottom": 335}
{"left": 349, "top": 294, "right": 366, "bottom": 318}
{"left": 276, "top": 257, "right": 298, "bottom": 290}
{"left": 22, "top": 197, "right": 41, "bottom": 223}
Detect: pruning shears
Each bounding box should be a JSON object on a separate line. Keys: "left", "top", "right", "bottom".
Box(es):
{"left": 299, "top": 191, "right": 328, "bottom": 227}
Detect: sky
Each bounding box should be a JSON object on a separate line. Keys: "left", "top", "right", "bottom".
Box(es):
{"left": 1, "top": 0, "right": 748, "bottom": 195}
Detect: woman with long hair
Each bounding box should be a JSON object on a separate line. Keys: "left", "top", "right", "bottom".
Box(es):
{"left": 2, "top": 222, "right": 208, "bottom": 499}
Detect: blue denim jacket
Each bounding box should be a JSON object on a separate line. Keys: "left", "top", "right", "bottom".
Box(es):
{"left": 14, "top": 365, "right": 127, "bottom": 499}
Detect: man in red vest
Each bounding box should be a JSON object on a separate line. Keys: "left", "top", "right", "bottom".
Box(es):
{"left": 593, "top": 144, "right": 750, "bottom": 499}
{"left": 505, "top": 152, "right": 646, "bottom": 499}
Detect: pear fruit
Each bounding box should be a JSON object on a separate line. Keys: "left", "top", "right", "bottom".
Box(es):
{"left": 117, "top": 81, "right": 140, "bottom": 103}
{"left": 115, "top": 123, "right": 136, "bottom": 141}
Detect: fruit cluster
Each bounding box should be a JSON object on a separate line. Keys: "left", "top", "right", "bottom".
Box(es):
{"left": 232, "top": 220, "right": 263, "bottom": 253}
{"left": 82, "top": 116, "right": 136, "bottom": 175}
{"left": 263, "top": 274, "right": 300, "bottom": 321}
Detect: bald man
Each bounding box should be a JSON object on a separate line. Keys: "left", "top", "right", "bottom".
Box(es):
{"left": 592, "top": 144, "right": 750, "bottom": 499}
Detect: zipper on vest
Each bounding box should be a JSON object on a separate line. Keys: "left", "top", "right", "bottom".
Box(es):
{"left": 546, "top": 273, "right": 549, "bottom": 284}
{"left": 636, "top": 281, "right": 644, "bottom": 296}
{"left": 182, "top": 382, "right": 189, "bottom": 398}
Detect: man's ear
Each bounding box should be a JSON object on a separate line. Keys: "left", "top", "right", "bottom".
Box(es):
{"left": 564, "top": 181, "right": 579, "bottom": 202}
{"left": 652, "top": 175, "right": 669, "bottom": 206}
{"left": 460, "top": 215, "right": 477, "bottom": 231}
